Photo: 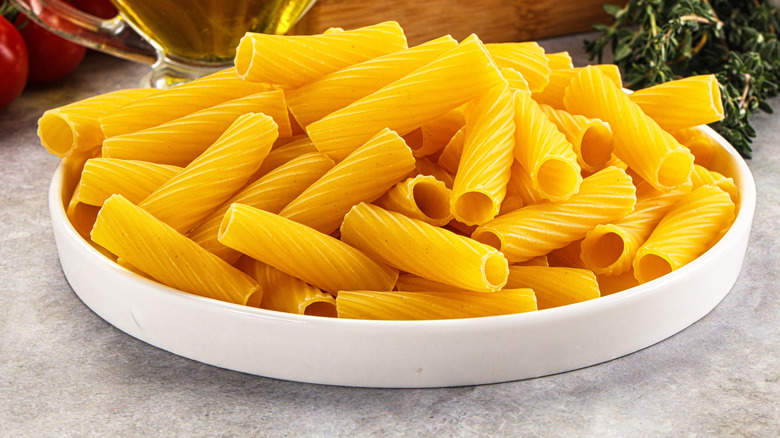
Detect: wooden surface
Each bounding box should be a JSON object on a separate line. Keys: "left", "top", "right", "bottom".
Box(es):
{"left": 292, "top": 0, "right": 618, "bottom": 44}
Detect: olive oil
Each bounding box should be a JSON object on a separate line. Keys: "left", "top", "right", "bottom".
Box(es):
{"left": 110, "top": 0, "right": 316, "bottom": 62}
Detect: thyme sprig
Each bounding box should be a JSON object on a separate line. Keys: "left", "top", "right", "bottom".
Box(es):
{"left": 585, "top": 0, "right": 780, "bottom": 158}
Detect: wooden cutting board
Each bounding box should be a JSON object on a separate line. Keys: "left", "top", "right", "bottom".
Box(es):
{"left": 292, "top": 0, "right": 616, "bottom": 44}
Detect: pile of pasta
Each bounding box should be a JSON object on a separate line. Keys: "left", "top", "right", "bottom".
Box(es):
{"left": 39, "top": 21, "right": 739, "bottom": 320}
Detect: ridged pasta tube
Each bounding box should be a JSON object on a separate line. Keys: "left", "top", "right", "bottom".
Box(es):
{"left": 514, "top": 90, "right": 582, "bottom": 202}
{"left": 218, "top": 204, "right": 398, "bottom": 294}
{"left": 628, "top": 75, "right": 724, "bottom": 131}
{"left": 532, "top": 64, "right": 621, "bottom": 109}
{"left": 485, "top": 42, "right": 550, "bottom": 92}
{"left": 188, "top": 152, "right": 335, "bottom": 263}
{"left": 580, "top": 185, "right": 685, "bottom": 276}
{"left": 564, "top": 66, "right": 694, "bottom": 191}
{"left": 38, "top": 88, "right": 158, "bottom": 158}
{"left": 634, "top": 185, "right": 735, "bottom": 284}
{"left": 505, "top": 266, "right": 600, "bottom": 310}
{"left": 451, "top": 83, "right": 515, "bottom": 225}
{"left": 690, "top": 164, "right": 738, "bottom": 203}
{"left": 99, "top": 68, "right": 272, "bottom": 138}
{"left": 78, "top": 158, "right": 182, "bottom": 206}
{"left": 138, "top": 112, "right": 278, "bottom": 234}
{"left": 286, "top": 35, "right": 457, "bottom": 128}
{"left": 406, "top": 107, "right": 466, "bottom": 158}
{"left": 473, "top": 166, "right": 636, "bottom": 263}
{"left": 235, "top": 21, "right": 408, "bottom": 86}
{"left": 498, "top": 161, "right": 543, "bottom": 215}
{"left": 500, "top": 67, "right": 531, "bottom": 92}
{"left": 91, "top": 195, "right": 260, "bottom": 306}
{"left": 340, "top": 202, "right": 509, "bottom": 292}
{"left": 539, "top": 105, "right": 614, "bottom": 173}
{"left": 545, "top": 51, "right": 573, "bottom": 70}
{"left": 278, "top": 128, "right": 416, "bottom": 234}
{"left": 336, "top": 289, "right": 537, "bottom": 320}
{"left": 102, "top": 90, "right": 290, "bottom": 166}
{"left": 235, "top": 257, "right": 337, "bottom": 317}
{"left": 306, "top": 34, "right": 506, "bottom": 162}
{"left": 374, "top": 174, "right": 454, "bottom": 226}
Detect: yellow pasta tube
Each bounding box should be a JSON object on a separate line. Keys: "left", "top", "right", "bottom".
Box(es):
{"left": 235, "top": 21, "right": 408, "bottom": 86}
{"left": 218, "top": 204, "right": 398, "bottom": 294}
{"left": 99, "top": 68, "right": 272, "bottom": 138}
{"left": 628, "top": 75, "right": 725, "bottom": 131}
{"left": 670, "top": 127, "right": 717, "bottom": 167}
{"left": 286, "top": 35, "right": 457, "bottom": 128}
{"left": 187, "top": 152, "right": 335, "bottom": 263}
{"left": 38, "top": 88, "right": 158, "bottom": 158}
{"left": 306, "top": 34, "right": 506, "bottom": 162}
{"left": 633, "top": 185, "right": 735, "bottom": 284}
{"left": 547, "top": 239, "right": 586, "bottom": 269}
{"left": 374, "top": 174, "right": 454, "bottom": 226}
{"left": 235, "top": 257, "right": 337, "bottom": 317}
{"left": 91, "top": 195, "right": 260, "bottom": 305}
{"left": 540, "top": 104, "right": 614, "bottom": 173}
{"left": 340, "top": 202, "right": 509, "bottom": 292}
{"left": 451, "top": 83, "right": 515, "bottom": 225}
{"left": 532, "top": 64, "right": 622, "bottom": 109}
{"left": 580, "top": 185, "right": 685, "bottom": 276}
{"left": 500, "top": 67, "right": 531, "bottom": 92}
{"left": 505, "top": 266, "right": 600, "bottom": 310}
{"left": 394, "top": 273, "right": 461, "bottom": 292}
{"left": 564, "top": 66, "right": 694, "bottom": 191}
{"left": 102, "top": 90, "right": 290, "bottom": 166}
{"left": 336, "top": 289, "right": 537, "bottom": 320}
{"left": 597, "top": 270, "right": 640, "bottom": 296}
{"left": 514, "top": 90, "right": 582, "bottom": 202}
{"left": 690, "top": 164, "right": 738, "bottom": 203}
{"left": 473, "top": 166, "right": 636, "bottom": 263}
{"left": 415, "top": 156, "right": 455, "bottom": 189}
{"left": 436, "top": 127, "right": 465, "bottom": 174}
{"left": 498, "top": 161, "right": 543, "bottom": 215}
{"left": 78, "top": 158, "right": 182, "bottom": 207}
{"left": 278, "top": 128, "right": 416, "bottom": 234}
{"left": 406, "top": 107, "right": 466, "bottom": 158}
{"left": 485, "top": 42, "right": 550, "bottom": 92}
{"left": 250, "top": 136, "right": 318, "bottom": 180}
{"left": 138, "top": 112, "right": 278, "bottom": 234}
{"left": 545, "top": 51, "right": 573, "bottom": 70}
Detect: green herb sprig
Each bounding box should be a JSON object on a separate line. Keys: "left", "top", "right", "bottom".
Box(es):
{"left": 585, "top": 0, "right": 780, "bottom": 158}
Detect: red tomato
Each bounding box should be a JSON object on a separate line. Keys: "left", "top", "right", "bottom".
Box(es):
{"left": 0, "top": 15, "right": 29, "bottom": 111}
{"left": 68, "top": 0, "right": 118, "bottom": 19}
{"left": 15, "top": 12, "right": 87, "bottom": 83}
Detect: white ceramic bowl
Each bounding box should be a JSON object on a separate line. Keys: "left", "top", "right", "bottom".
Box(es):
{"left": 49, "top": 126, "right": 756, "bottom": 388}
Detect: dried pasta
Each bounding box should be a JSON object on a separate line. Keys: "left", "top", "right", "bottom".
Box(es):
{"left": 539, "top": 104, "right": 614, "bottom": 173}
{"left": 336, "top": 289, "right": 536, "bottom": 320}
{"left": 628, "top": 74, "right": 724, "bottom": 131}
{"left": 286, "top": 35, "right": 457, "bottom": 128}
{"left": 564, "top": 65, "right": 694, "bottom": 191}
{"left": 485, "top": 42, "right": 550, "bottom": 92}
{"left": 102, "top": 89, "right": 290, "bottom": 166}
{"left": 505, "top": 266, "right": 599, "bottom": 309}
{"left": 473, "top": 166, "right": 636, "bottom": 263}
{"left": 235, "top": 21, "right": 408, "bottom": 86}
{"left": 279, "top": 128, "right": 415, "bottom": 234}
{"left": 39, "top": 88, "right": 158, "bottom": 158}
{"left": 634, "top": 185, "right": 735, "bottom": 283}
{"left": 138, "top": 112, "right": 278, "bottom": 233}
{"left": 91, "top": 194, "right": 260, "bottom": 305}
{"left": 514, "top": 90, "right": 582, "bottom": 202}
{"left": 99, "top": 68, "right": 272, "bottom": 138}
{"left": 77, "top": 158, "right": 182, "bottom": 207}
{"left": 219, "top": 204, "right": 398, "bottom": 294}
{"left": 340, "top": 202, "right": 509, "bottom": 292}
{"left": 306, "top": 34, "right": 505, "bottom": 162}
{"left": 451, "top": 83, "right": 515, "bottom": 225}
{"left": 187, "top": 152, "right": 335, "bottom": 263}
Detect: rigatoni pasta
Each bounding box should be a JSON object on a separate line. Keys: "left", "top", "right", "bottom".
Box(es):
{"left": 37, "top": 22, "right": 742, "bottom": 321}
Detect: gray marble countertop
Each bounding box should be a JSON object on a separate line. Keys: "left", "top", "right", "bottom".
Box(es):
{"left": 1, "top": 34, "right": 778, "bottom": 437}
